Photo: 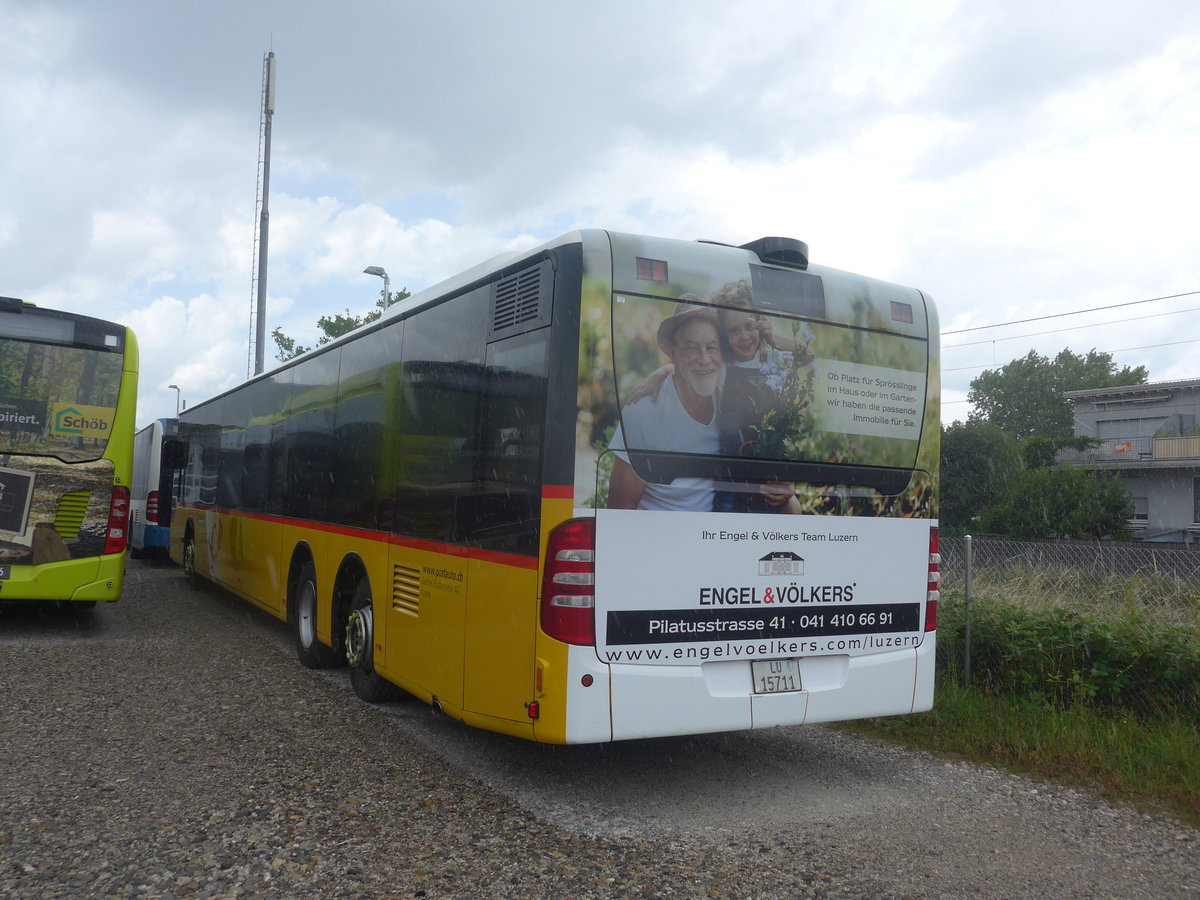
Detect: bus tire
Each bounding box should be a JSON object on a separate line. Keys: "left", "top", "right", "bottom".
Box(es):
{"left": 294, "top": 561, "right": 341, "bottom": 669}
{"left": 346, "top": 578, "right": 401, "bottom": 703}
{"left": 182, "top": 533, "right": 200, "bottom": 588}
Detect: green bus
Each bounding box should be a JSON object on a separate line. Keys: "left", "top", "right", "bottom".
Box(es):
{"left": 0, "top": 298, "right": 139, "bottom": 606}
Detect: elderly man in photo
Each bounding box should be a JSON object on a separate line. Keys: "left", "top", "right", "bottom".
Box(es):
{"left": 607, "top": 300, "right": 724, "bottom": 511}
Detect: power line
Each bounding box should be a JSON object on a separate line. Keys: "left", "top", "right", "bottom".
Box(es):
{"left": 939, "top": 294, "right": 1200, "bottom": 413}
{"left": 942, "top": 336, "right": 1200, "bottom": 373}
{"left": 943, "top": 305, "right": 1200, "bottom": 349}
{"left": 941, "top": 289, "right": 1200, "bottom": 336}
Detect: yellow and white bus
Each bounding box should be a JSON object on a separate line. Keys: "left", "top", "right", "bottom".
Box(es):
{"left": 168, "top": 230, "right": 940, "bottom": 743}
{"left": 0, "top": 298, "right": 138, "bottom": 606}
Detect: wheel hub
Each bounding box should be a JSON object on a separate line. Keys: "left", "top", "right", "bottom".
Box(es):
{"left": 345, "top": 607, "right": 373, "bottom": 669}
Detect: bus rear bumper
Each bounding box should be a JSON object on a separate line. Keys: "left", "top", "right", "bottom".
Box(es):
{"left": 597, "top": 636, "right": 935, "bottom": 741}
{"left": 0, "top": 554, "right": 124, "bottom": 603}
{"left": 70, "top": 573, "right": 125, "bottom": 602}
{"left": 69, "top": 553, "right": 125, "bottom": 602}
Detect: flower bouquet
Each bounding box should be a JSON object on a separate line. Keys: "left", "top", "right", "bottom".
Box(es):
{"left": 747, "top": 322, "right": 817, "bottom": 459}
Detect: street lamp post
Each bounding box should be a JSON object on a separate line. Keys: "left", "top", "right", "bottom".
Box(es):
{"left": 168, "top": 384, "right": 182, "bottom": 417}
{"left": 363, "top": 265, "right": 390, "bottom": 305}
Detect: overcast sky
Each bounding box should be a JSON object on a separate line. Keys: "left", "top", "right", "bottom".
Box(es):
{"left": 4, "top": 0, "right": 1198, "bottom": 428}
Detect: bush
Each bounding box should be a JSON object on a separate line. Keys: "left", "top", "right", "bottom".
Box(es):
{"left": 936, "top": 596, "right": 1200, "bottom": 719}
{"left": 981, "top": 465, "right": 1133, "bottom": 540}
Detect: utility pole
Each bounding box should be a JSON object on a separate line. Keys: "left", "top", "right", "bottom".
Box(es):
{"left": 253, "top": 51, "right": 276, "bottom": 376}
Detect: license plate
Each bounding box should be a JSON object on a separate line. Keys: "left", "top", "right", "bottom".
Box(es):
{"left": 0, "top": 566, "right": 9, "bottom": 580}
{"left": 751, "top": 658, "right": 802, "bottom": 694}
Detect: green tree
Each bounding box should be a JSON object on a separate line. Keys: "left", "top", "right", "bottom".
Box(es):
{"left": 968, "top": 349, "right": 1147, "bottom": 441}
{"left": 272, "top": 286, "right": 410, "bottom": 361}
{"left": 940, "top": 421, "right": 1023, "bottom": 531}
{"left": 1020, "top": 434, "right": 1101, "bottom": 469}
{"left": 982, "top": 465, "right": 1132, "bottom": 540}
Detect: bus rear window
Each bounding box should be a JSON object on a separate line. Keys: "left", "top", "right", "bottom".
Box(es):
{"left": 749, "top": 264, "right": 825, "bottom": 318}
{"left": 0, "top": 339, "right": 123, "bottom": 462}
{"left": 610, "top": 294, "right": 928, "bottom": 472}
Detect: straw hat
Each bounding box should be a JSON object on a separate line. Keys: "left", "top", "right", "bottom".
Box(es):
{"left": 656, "top": 295, "right": 720, "bottom": 355}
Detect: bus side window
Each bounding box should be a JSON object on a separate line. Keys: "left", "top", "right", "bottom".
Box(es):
{"left": 464, "top": 329, "right": 549, "bottom": 556}
{"left": 158, "top": 439, "right": 187, "bottom": 526}
{"left": 216, "top": 448, "right": 241, "bottom": 509}
{"left": 162, "top": 439, "right": 188, "bottom": 470}
{"left": 393, "top": 362, "right": 482, "bottom": 542}
{"left": 392, "top": 288, "right": 488, "bottom": 544}
{"left": 285, "top": 350, "right": 340, "bottom": 522}
{"left": 241, "top": 443, "right": 268, "bottom": 512}
{"left": 199, "top": 446, "right": 219, "bottom": 507}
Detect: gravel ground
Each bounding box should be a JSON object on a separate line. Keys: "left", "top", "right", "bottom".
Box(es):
{"left": 0, "top": 559, "right": 1195, "bottom": 899}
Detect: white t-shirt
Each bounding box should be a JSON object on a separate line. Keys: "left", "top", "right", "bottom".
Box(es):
{"left": 730, "top": 348, "right": 792, "bottom": 391}
{"left": 609, "top": 375, "right": 721, "bottom": 511}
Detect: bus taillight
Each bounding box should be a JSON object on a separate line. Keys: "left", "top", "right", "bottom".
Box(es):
{"left": 926, "top": 526, "right": 940, "bottom": 631}
{"left": 541, "top": 518, "right": 596, "bottom": 646}
{"left": 104, "top": 486, "right": 131, "bottom": 555}
{"left": 146, "top": 490, "right": 160, "bottom": 524}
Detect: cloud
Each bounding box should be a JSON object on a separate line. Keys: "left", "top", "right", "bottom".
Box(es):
{"left": 3, "top": 0, "right": 1199, "bottom": 426}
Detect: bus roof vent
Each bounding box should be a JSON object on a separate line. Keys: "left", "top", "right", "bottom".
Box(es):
{"left": 739, "top": 237, "right": 809, "bottom": 271}
{"left": 488, "top": 259, "right": 553, "bottom": 342}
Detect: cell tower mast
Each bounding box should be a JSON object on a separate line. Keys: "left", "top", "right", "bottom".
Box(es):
{"left": 248, "top": 51, "right": 276, "bottom": 377}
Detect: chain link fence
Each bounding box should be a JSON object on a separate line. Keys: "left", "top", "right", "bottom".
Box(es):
{"left": 936, "top": 536, "right": 1200, "bottom": 713}
{"left": 939, "top": 535, "right": 1200, "bottom": 631}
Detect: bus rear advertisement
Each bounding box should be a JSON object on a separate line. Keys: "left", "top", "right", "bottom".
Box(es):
{"left": 0, "top": 297, "right": 138, "bottom": 605}
{"left": 168, "top": 230, "right": 939, "bottom": 743}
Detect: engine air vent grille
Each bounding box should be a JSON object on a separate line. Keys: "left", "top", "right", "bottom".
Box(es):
{"left": 392, "top": 563, "right": 420, "bottom": 616}
{"left": 489, "top": 260, "right": 552, "bottom": 341}
{"left": 53, "top": 490, "right": 91, "bottom": 539}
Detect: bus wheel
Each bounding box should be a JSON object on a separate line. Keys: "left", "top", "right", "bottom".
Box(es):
{"left": 294, "top": 561, "right": 341, "bottom": 669}
{"left": 182, "top": 535, "right": 200, "bottom": 588}
{"left": 345, "top": 579, "right": 401, "bottom": 702}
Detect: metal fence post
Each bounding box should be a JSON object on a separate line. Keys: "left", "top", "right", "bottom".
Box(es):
{"left": 964, "top": 534, "right": 973, "bottom": 689}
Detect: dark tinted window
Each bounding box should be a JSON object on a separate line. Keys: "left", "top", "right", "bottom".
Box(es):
{"left": 464, "top": 329, "right": 548, "bottom": 555}
{"left": 215, "top": 444, "right": 242, "bottom": 508}
{"left": 392, "top": 289, "right": 488, "bottom": 542}
{"left": 215, "top": 388, "right": 255, "bottom": 510}
{"left": 262, "top": 368, "right": 293, "bottom": 515}
{"left": 238, "top": 377, "right": 288, "bottom": 513}
{"left": 332, "top": 323, "right": 402, "bottom": 529}
{"left": 175, "top": 280, "right": 548, "bottom": 555}
{"left": 179, "top": 398, "right": 224, "bottom": 508}
{"left": 749, "top": 264, "right": 826, "bottom": 318}
{"left": 0, "top": 337, "right": 125, "bottom": 462}
{"left": 284, "top": 349, "right": 341, "bottom": 521}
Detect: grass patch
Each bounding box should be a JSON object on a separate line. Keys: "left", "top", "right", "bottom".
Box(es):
{"left": 846, "top": 679, "right": 1200, "bottom": 827}
{"left": 942, "top": 566, "right": 1200, "bottom": 630}
{"left": 875, "top": 557, "right": 1200, "bottom": 826}
{"left": 937, "top": 591, "right": 1200, "bottom": 719}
